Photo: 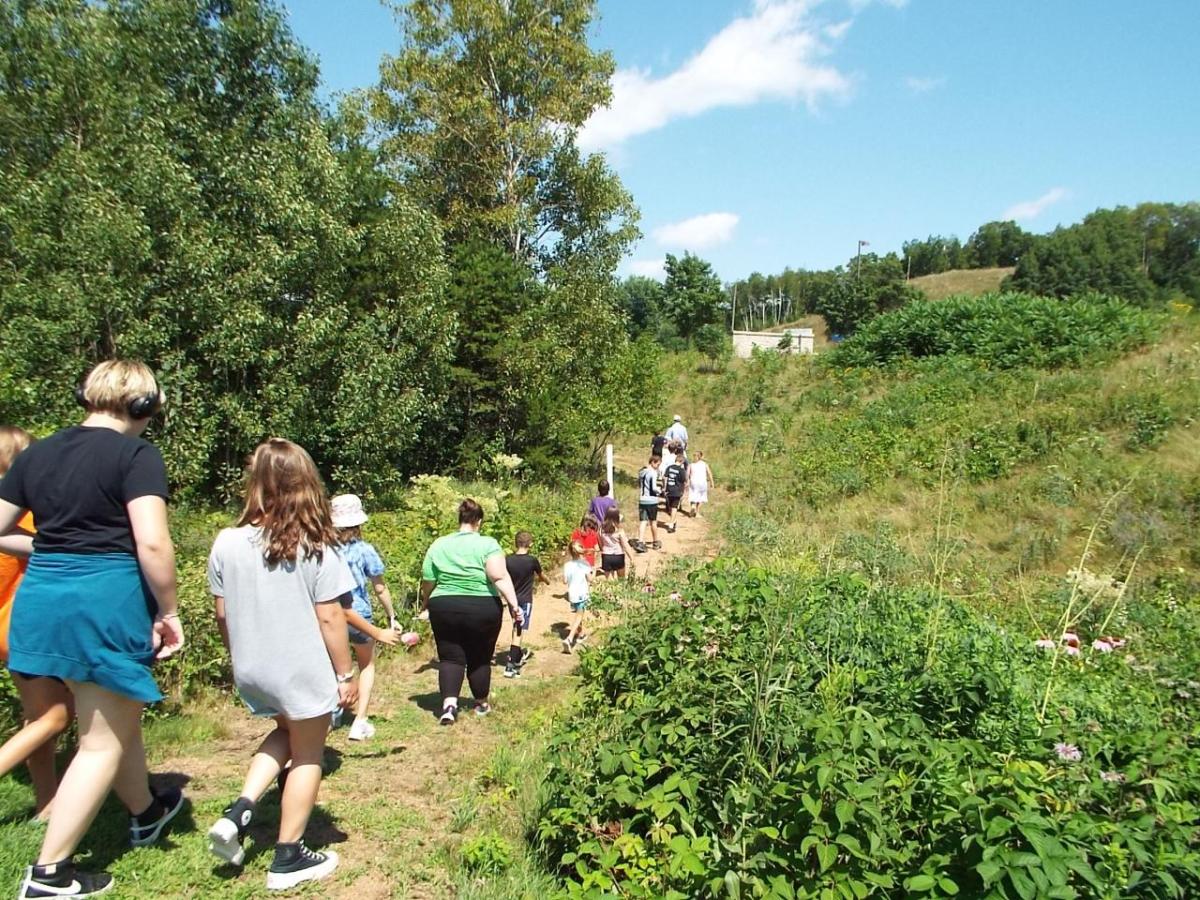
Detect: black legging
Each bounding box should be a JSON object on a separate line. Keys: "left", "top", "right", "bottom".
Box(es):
{"left": 428, "top": 595, "right": 503, "bottom": 703}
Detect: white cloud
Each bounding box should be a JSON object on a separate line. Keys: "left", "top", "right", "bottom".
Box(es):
{"left": 579, "top": 1, "right": 853, "bottom": 152}
{"left": 627, "top": 258, "right": 667, "bottom": 279}
{"left": 1002, "top": 187, "right": 1070, "bottom": 221}
{"left": 653, "top": 212, "right": 740, "bottom": 250}
{"left": 824, "top": 19, "right": 853, "bottom": 40}
{"left": 904, "top": 75, "right": 946, "bottom": 93}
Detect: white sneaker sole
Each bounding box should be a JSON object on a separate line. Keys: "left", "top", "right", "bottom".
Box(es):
{"left": 129, "top": 791, "right": 185, "bottom": 847}
{"left": 207, "top": 817, "right": 245, "bottom": 866}
{"left": 266, "top": 851, "right": 338, "bottom": 890}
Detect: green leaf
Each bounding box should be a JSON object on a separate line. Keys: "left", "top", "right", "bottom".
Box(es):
{"left": 905, "top": 875, "right": 936, "bottom": 892}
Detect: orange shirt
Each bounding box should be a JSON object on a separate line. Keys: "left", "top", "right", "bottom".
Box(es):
{"left": 0, "top": 512, "right": 35, "bottom": 662}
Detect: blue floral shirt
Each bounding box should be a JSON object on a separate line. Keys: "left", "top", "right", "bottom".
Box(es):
{"left": 339, "top": 539, "right": 386, "bottom": 618}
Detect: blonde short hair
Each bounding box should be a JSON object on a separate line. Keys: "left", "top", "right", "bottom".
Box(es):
{"left": 0, "top": 426, "right": 33, "bottom": 475}
{"left": 79, "top": 360, "right": 162, "bottom": 418}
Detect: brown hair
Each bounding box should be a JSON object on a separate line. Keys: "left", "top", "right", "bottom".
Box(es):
{"left": 0, "top": 426, "right": 33, "bottom": 475}
{"left": 515, "top": 530, "right": 533, "bottom": 548}
{"left": 458, "top": 498, "right": 484, "bottom": 525}
{"left": 569, "top": 540, "right": 585, "bottom": 558}
{"left": 578, "top": 513, "right": 599, "bottom": 534}
{"left": 602, "top": 506, "right": 621, "bottom": 534}
{"left": 337, "top": 525, "right": 362, "bottom": 543}
{"left": 236, "top": 438, "right": 336, "bottom": 566}
{"left": 597, "top": 480, "right": 610, "bottom": 496}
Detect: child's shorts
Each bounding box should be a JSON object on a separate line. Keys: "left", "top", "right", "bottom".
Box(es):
{"left": 638, "top": 502, "right": 658, "bottom": 522}
{"left": 348, "top": 612, "right": 374, "bottom": 645}
{"left": 665, "top": 493, "right": 683, "bottom": 513}
{"left": 601, "top": 553, "right": 625, "bottom": 573}
{"left": 570, "top": 598, "right": 588, "bottom": 613}
{"left": 517, "top": 600, "right": 533, "bottom": 632}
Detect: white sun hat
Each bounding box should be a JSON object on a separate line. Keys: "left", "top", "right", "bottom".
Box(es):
{"left": 331, "top": 493, "right": 368, "bottom": 528}
{"left": 673, "top": 414, "right": 682, "bottom": 421}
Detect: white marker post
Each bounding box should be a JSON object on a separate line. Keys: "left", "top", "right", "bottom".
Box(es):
{"left": 606, "top": 444, "right": 614, "bottom": 504}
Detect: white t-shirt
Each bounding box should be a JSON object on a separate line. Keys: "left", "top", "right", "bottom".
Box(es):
{"left": 690, "top": 460, "right": 710, "bottom": 487}
{"left": 564, "top": 559, "right": 592, "bottom": 604}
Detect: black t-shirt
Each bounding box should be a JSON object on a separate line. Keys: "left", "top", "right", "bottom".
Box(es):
{"left": 664, "top": 463, "right": 687, "bottom": 497}
{"left": 650, "top": 434, "right": 668, "bottom": 456}
{"left": 505, "top": 553, "right": 543, "bottom": 604}
{"left": 0, "top": 426, "right": 169, "bottom": 555}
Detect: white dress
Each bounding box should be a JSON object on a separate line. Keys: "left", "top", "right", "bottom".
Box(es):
{"left": 689, "top": 461, "right": 710, "bottom": 503}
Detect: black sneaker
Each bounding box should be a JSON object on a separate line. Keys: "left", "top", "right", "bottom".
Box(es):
{"left": 129, "top": 785, "right": 184, "bottom": 847}
{"left": 503, "top": 664, "right": 517, "bottom": 678}
{"left": 633, "top": 540, "right": 647, "bottom": 554}
{"left": 439, "top": 705, "right": 457, "bottom": 726}
{"left": 652, "top": 541, "right": 663, "bottom": 550}
{"left": 266, "top": 841, "right": 338, "bottom": 891}
{"left": 208, "top": 798, "right": 254, "bottom": 866}
{"left": 18, "top": 860, "right": 113, "bottom": 898}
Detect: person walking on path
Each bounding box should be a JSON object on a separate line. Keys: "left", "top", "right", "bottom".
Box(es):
{"left": 503, "top": 532, "right": 549, "bottom": 679}
{"left": 0, "top": 361, "right": 185, "bottom": 899}
{"left": 206, "top": 439, "right": 358, "bottom": 890}
{"left": 687, "top": 451, "right": 715, "bottom": 517}
{"left": 570, "top": 514, "right": 602, "bottom": 572}
{"left": 419, "top": 500, "right": 523, "bottom": 725}
{"left": 650, "top": 429, "right": 668, "bottom": 461}
{"left": 663, "top": 450, "right": 689, "bottom": 534}
{"left": 331, "top": 494, "right": 398, "bottom": 742}
{"left": 666, "top": 415, "right": 689, "bottom": 452}
{"left": 599, "top": 508, "right": 635, "bottom": 579}
{"left": 635, "top": 454, "right": 662, "bottom": 553}
{"left": 0, "top": 427, "right": 73, "bottom": 826}
{"left": 587, "top": 481, "right": 617, "bottom": 526}
{"left": 561, "top": 541, "right": 593, "bottom": 653}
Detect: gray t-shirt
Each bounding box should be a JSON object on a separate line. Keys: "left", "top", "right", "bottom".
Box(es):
{"left": 208, "top": 525, "right": 355, "bottom": 719}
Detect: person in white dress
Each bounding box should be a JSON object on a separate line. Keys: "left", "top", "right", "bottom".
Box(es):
{"left": 687, "top": 451, "right": 714, "bottom": 517}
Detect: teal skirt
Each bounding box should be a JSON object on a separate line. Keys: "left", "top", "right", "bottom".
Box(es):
{"left": 8, "top": 553, "right": 161, "bottom": 702}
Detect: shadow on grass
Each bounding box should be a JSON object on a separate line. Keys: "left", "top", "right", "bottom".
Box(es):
{"left": 212, "top": 804, "right": 348, "bottom": 879}
{"left": 407, "top": 692, "right": 444, "bottom": 717}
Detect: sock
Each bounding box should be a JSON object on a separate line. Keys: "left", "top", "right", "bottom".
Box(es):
{"left": 443, "top": 698, "right": 458, "bottom": 711}
{"left": 509, "top": 645, "right": 522, "bottom": 666}
{"left": 225, "top": 796, "right": 256, "bottom": 832}
{"left": 30, "top": 859, "right": 72, "bottom": 883}
{"left": 132, "top": 793, "right": 163, "bottom": 825}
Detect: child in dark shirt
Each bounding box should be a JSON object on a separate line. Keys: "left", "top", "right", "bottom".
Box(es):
{"left": 503, "top": 532, "right": 549, "bottom": 678}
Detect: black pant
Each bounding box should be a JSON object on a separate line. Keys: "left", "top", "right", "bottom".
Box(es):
{"left": 428, "top": 595, "right": 503, "bottom": 703}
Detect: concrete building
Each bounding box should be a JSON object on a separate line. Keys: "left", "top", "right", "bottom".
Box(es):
{"left": 732, "top": 328, "right": 814, "bottom": 358}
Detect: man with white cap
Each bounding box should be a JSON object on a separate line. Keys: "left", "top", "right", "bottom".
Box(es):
{"left": 665, "top": 415, "right": 688, "bottom": 450}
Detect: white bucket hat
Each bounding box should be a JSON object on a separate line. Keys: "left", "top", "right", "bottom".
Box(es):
{"left": 673, "top": 414, "right": 682, "bottom": 422}
{"left": 331, "top": 493, "right": 368, "bottom": 528}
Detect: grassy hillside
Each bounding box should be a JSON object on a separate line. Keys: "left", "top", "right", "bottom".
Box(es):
{"left": 911, "top": 265, "right": 1014, "bottom": 300}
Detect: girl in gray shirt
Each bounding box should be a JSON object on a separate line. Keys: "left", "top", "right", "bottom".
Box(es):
{"left": 205, "top": 439, "right": 357, "bottom": 891}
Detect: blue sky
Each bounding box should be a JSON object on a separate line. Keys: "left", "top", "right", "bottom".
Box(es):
{"left": 281, "top": 0, "right": 1200, "bottom": 281}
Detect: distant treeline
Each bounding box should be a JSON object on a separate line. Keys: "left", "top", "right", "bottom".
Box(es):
{"left": 620, "top": 202, "right": 1199, "bottom": 342}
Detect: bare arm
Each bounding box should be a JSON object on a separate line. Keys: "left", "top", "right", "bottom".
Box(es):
{"left": 128, "top": 495, "right": 183, "bottom": 659}
{"left": 344, "top": 606, "right": 398, "bottom": 645}
{"left": 419, "top": 579, "right": 435, "bottom": 612}
{"left": 485, "top": 554, "right": 523, "bottom": 626}
{"left": 370, "top": 575, "right": 396, "bottom": 624}
{"left": 0, "top": 534, "right": 33, "bottom": 559}
{"left": 0, "top": 499, "right": 23, "bottom": 537}
{"left": 315, "top": 596, "right": 358, "bottom": 708}
{"left": 537, "top": 569, "right": 551, "bottom": 586}
{"left": 213, "top": 595, "right": 229, "bottom": 652}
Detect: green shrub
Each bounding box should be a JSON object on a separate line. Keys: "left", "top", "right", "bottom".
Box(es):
{"left": 536, "top": 560, "right": 1200, "bottom": 898}
{"left": 461, "top": 833, "right": 515, "bottom": 876}
{"left": 829, "top": 292, "right": 1160, "bottom": 370}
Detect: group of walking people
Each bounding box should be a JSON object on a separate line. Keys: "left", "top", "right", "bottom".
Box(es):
{"left": 0, "top": 362, "right": 713, "bottom": 897}
{"left": 637, "top": 414, "right": 714, "bottom": 551}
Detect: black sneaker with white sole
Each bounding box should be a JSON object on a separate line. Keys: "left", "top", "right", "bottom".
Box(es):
{"left": 18, "top": 859, "right": 113, "bottom": 898}
{"left": 129, "top": 785, "right": 185, "bottom": 847}
{"left": 266, "top": 842, "right": 338, "bottom": 891}
{"left": 439, "top": 705, "right": 457, "bottom": 726}
{"left": 208, "top": 797, "right": 255, "bottom": 866}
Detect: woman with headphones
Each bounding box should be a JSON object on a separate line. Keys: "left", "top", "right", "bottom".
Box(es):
{"left": 0, "top": 360, "right": 185, "bottom": 899}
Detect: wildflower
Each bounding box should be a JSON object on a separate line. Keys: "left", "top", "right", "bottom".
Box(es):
{"left": 1061, "top": 632, "right": 1080, "bottom": 647}
{"left": 1092, "top": 639, "right": 1114, "bottom": 653}
{"left": 703, "top": 641, "right": 720, "bottom": 659}
{"left": 1035, "top": 638, "right": 1056, "bottom": 650}
{"left": 1054, "top": 743, "right": 1082, "bottom": 762}
{"left": 1064, "top": 645, "right": 1081, "bottom": 657}
{"left": 1100, "top": 771, "right": 1126, "bottom": 784}
{"left": 669, "top": 592, "right": 682, "bottom": 602}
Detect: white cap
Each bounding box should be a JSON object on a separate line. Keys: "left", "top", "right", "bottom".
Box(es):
{"left": 331, "top": 493, "right": 368, "bottom": 528}
{"left": 673, "top": 414, "right": 682, "bottom": 422}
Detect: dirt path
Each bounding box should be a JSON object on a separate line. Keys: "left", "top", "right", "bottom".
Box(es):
{"left": 143, "top": 449, "right": 717, "bottom": 898}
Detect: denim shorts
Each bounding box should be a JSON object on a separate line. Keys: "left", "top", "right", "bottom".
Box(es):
{"left": 570, "top": 598, "right": 589, "bottom": 613}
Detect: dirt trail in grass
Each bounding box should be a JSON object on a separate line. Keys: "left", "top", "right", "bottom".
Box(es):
{"left": 148, "top": 451, "right": 716, "bottom": 899}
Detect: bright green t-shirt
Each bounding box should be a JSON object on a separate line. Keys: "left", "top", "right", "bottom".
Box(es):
{"left": 422, "top": 531, "right": 504, "bottom": 598}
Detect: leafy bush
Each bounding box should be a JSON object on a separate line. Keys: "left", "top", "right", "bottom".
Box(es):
{"left": 536, "top": 560, "right": 1200, "bottom": 898}
{"left": 829, "top": 293, "right": 1160, "bottom": 370}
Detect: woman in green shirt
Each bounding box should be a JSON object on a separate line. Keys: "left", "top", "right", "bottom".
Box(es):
{"left": 419, "top": 499, "right": 523, "bottom": 725}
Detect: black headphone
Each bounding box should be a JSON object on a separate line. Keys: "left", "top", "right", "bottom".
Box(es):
{"left": 75, "top": 373, "right": 163, "bottom": 420}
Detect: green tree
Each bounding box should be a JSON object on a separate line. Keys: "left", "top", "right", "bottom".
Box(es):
{"left": 902, "top": 235, "right": 964, "bottom": 277}
{"left": 616, "top": 276, "right": 664, "bottom": 336}
{"left": 0, "top": 0, "right": 452, "bottom": 499}
{"left": 369, "top": 0, "right": 638, "bottom": 273}
{"left": 813, "top": 253, "right": 919, "bottom": 335}
{"left": 662, "top": 252, "right": 723, "bottom": 339}
{"left": 694, "top": 323, "right": 731, "bottom": 371}
{"left": 964, "top": 220, "right": 1031, "bottom": 268}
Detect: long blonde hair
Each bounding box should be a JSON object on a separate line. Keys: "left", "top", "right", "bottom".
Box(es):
{"left": 0, "top": 426, "right": 33, "bottom": 476}
{"left": 236, "top": 438, "right": 336, "bottom": 565}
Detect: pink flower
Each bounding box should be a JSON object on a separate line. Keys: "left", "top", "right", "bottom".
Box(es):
{"left": 1100, "top": 771, "right": 1126, "bottom": 783}
{"left": 1054, "top": 742, "right": 1082, "bottom": 762}
{"left": 703, "top": 641, "right": 719, "bottom": 659}
{"left": 400, "top": 631, "right": 420, "bottom": 647}
{"left": 1092, "top": 639, "right": 1114, "bottom": 653}
{"left": 1064, "top": 645, "right": 1081, "bottom": 657}
{"left": 1061, "top": 632, "right": 1080, "bottom": 647}
{"left": 1035, "top": 638, "right": 1056, "bottom": 650}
